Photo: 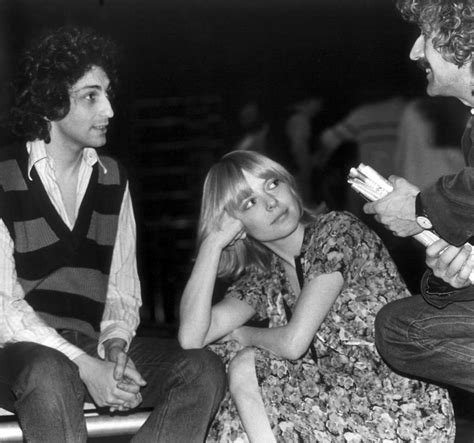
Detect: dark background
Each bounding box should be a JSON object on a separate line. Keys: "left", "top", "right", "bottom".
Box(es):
{"left": 0, "top": 0, "right": 424, "bottom": 136}
{"left": 4, "top": 4, "right": 474, "bottom": 434}
{"left": 0, "top": 0, "right": 427, "bottom": 324}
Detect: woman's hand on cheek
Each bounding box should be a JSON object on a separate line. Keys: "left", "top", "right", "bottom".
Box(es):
{"left": 210, "top": 212, "right": 247, "bottom": 250}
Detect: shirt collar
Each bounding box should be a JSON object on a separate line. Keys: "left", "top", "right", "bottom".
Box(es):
{"left": 26, "top": 139, "right": 108, "bottom": 180}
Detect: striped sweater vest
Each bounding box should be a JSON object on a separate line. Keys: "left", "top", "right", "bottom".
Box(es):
{"left": 0, "top": 144, "right": 127, "bottom": 336}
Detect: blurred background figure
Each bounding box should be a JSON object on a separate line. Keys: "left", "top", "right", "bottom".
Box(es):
{"left": 394, "top": 96, "right": 468, "bottom": 190}
{"left": 285, "top": 96, "right": 323, "bottom": 203}
{"left": 314, "top": 81, "right": 408, "bottom": 218}
{"left": 317, "top": 95, "right": 407, "bottom": 207}
{"left": 234, "top": 99, "right": 269, "bottom": 153}
{"left": 318, "top": 95, "right": 406, "bottom": 178}
{"left": 312, "top": 86, "right": 420, "bottom": 291}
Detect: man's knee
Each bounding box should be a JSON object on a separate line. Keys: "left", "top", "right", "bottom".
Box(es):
{"left": 375, "top": 296, "right": 442, "bottom": 373}
{"left": 375, "top": 297, "right": 412, "bottom": 344}
{"left": 4, "top": 343, "right": 87, "bottom": 442}
{"left": 375, "top": 302, "right": 396, "bottom": 349}
{"left": 374, "top": 299, "right": 413, "bottom": 367}
{"left": 9, "top": 343, "right": 84, "bottom": 401}
{"left": 183, "top": 349, "right": 226, "bottom": 394}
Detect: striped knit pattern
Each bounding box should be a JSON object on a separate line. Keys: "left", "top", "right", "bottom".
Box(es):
{"left": 323, "top": 97, "right": 406, "bottom": 177}
{"left": 0, "top": 144, "right": 127, "bottom": 333}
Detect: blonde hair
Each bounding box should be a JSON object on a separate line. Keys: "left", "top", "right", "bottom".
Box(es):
{"left": 198, "top": 150, "right": 313, "bottom": 279}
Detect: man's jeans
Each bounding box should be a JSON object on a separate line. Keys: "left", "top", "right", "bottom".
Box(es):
{"left": 375, "top": 293, "right": 474, "bottom": 393}
{"left": 0, "top": 332, "right": 226, "bottom": 442}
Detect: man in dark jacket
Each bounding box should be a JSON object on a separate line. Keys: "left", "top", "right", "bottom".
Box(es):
{"left": 364, "top": 0, "right": 474, "bottom": 421}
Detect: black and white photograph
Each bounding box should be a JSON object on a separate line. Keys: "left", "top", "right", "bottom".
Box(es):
{"left": 0, "top": 0, "right": 473, "bottom": 441}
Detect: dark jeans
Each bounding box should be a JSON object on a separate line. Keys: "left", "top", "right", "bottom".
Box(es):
{"left": 375, "top": 293, "right": 474, "bottom": 392}
{"left": 0, "top": 332, "right": 226, "bottom": 442}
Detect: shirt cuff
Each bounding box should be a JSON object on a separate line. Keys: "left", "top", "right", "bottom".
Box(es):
{"left": 421, "top": 270, "right": 474, "bottom": 308}
{"left": 40, "top": 333, "right": 87, "bottom": 361}
{"left": 98, "top": 322, "right": 135, "bottom": 359}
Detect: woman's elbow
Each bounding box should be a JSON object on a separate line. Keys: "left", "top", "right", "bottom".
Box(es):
{"left": 282, "top": 346, "right": 306, "bottom": 361}
{"left": 177, "top": 330, "right": 205, "bottom": 349}
{"left": 280, "top": 334, "right": 310, "bottom": 360}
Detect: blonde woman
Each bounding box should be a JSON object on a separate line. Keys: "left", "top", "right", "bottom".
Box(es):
{"left": 179, "top": 150, "right": 454, "bottom": 442}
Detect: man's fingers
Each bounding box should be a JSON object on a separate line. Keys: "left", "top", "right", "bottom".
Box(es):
{"left": 426, "top": 239, "right": 450, "bottom": 258}
{"left": 111, "top": 385, "right": 140, "bottom": 405}
{"left": 455, "top": 265, "right": 472, "bottom": 286}
{"left": 445, "top": 245, "right": 472, "bottom": 279}
{"left": 363, "top": 202, "right": 376, "bottom": 215}
{"left": 432, "top": 248, "right": 457, "bottom": 275}
{"left": 113, "top": 352, "right": 128, "bottom": 381}
{"left": 117, "top": 380, "right": 141, "bottom": 394}
{"left": 426, "top": 242, "right": 473, "bottom": 288}
{"left": 123, "top": 364, "right": 147, "bottom": 387}
{"left": 136, "top": 392, "right": 143, "bottom": 406}
{"left": 110, "top": 394, "right": 141, "bottom": 412}
{"left": 111, "top": 392, "right": 142, "bottom": 411}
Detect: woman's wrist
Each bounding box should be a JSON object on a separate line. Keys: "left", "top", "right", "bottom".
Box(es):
{"left": 201, "top": 234, "right": 227, "bottom": 255}
{"left": 234, "top": 326, "right": 251, "bottom": 347}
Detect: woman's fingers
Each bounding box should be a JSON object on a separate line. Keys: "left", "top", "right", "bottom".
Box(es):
{"left": 234, "top": 228, "right": 247, "bottom": 242}
{"left": 214, "top": 211, "right": 246, "bottom": 247}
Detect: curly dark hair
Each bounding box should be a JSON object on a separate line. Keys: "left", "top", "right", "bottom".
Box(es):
{"left": 397, "top": 0, "right": 473, "bottom": 68}
{"left": 10, "top": 26, "right": 119, "bottom": 142}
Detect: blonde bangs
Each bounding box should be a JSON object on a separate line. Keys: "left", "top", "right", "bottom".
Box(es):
{"left": 197, "top": 150, "right": 307, "bottom": 279}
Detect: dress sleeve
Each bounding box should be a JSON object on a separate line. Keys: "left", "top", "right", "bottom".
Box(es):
{"left": 98, "top": 183, "right": 141, "bottom": 358}
{"left": 224, "top": 267, "right": 274, "bottom": 320}
{"left": 303, "top": 212, "right": 392, "bottom": 284}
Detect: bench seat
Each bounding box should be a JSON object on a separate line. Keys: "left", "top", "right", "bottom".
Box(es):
{"left": 0, "top": 404, "right": 151, "bottom": 442}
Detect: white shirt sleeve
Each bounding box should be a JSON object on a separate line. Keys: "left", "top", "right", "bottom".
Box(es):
{"left": 0, "top": 219, "right": 85, "bottom": 361}
{"left": 97, "top": 182, "right": 142, "bottom": 358}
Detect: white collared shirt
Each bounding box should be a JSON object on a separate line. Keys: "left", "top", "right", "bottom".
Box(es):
{"left": 0, "top": 140, "right": 141, "bottom": 360}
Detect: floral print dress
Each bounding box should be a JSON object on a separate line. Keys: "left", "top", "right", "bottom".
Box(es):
{"left": 207, "top": 211, "right": 454, "bottom": 442}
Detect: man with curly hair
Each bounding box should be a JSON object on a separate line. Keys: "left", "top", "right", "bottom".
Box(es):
{"left": 363, "top": 0, "right": 474, "bottom": 431}
{"left": 0, "top": 26, "right": 225, "bottom": 442}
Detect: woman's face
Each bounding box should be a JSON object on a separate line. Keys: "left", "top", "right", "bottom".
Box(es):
{"left": 234, "top": 170, "right": 301, "bottom": 244}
